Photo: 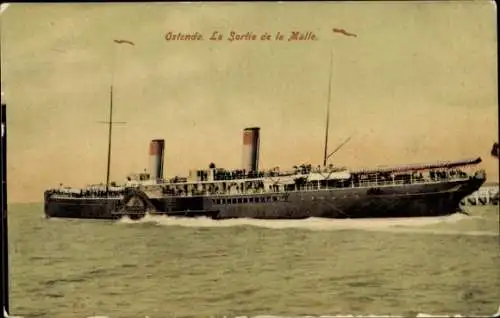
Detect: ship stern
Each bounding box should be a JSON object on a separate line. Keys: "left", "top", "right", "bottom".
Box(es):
{"left": 43, "top": 190, "right": 53, "bottom": 218}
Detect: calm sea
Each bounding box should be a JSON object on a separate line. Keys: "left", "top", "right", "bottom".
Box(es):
{"left": 5, "top": 204, "right": 500, "bottom": 318}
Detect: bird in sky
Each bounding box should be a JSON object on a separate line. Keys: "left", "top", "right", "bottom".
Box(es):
{"left": 113, "top": 39, "right": 135, "bottom": 46}
{"left": 332, "top": 28, "right": 357, "bottom": 37}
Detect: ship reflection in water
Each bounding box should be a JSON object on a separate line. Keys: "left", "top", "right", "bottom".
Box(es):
{"left": 44, "top": 126, "right": 486, "bottom": 221}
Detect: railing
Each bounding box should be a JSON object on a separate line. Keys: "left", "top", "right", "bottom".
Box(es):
{"left": 46, "top": 189, "right": 125, "bottom": 200}
{"left": 46, "top": 172, "right": 472, "bottom": 200}
{"left": 160, "top": 174, "right": 471, "bottom": 198}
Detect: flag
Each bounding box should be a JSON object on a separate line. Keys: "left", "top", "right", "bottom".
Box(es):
{"left": 332, "top": 28, "right": 357, "bottom": 37}
{"left": 491, "top": 142, "right": 499, "bottom": 158}
{"left": 113, "top": 39, "right": 135, "bottom": 46}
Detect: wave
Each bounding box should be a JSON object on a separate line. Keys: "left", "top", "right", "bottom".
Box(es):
{"left": 116, "top": 212, "right": 497, "bottom": 237}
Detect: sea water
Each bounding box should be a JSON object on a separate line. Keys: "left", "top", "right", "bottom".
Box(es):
{"left": 5, "top": 204, "right": 499, "bottom": 318}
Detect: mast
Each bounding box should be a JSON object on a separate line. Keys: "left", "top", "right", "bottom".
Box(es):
{"left": 105, "top": 85, "right": 113, "bottom": 194}
{"left": 103, "top": 38, "right": 133, "bottom": 193}
{"left": 323, "top": 50, "right": 334, "bottom": 167}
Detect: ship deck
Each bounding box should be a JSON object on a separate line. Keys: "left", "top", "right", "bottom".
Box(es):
{"left": 47, "top": 174, "right": 477, "bottom": 200}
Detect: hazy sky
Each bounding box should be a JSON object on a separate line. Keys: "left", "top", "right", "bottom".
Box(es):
{"left": 1, "top": 2, "right": 498, "bottom": 203}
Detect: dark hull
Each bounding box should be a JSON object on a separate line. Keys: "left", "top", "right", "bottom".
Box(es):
{"left": 44, "top": 176, "right": 485, "bottom": 220}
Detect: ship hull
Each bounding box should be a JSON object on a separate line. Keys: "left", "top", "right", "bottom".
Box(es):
{"left": 213, "top": 179, "right": 480, "bottom": 219}
{"left": 44, "top": 176, "right": 485, "bottom": 220}
{"left": 43, "top": 196, "right": 122, "bottom": 220}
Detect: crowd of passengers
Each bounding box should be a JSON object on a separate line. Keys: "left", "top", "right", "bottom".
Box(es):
{"left": 46, "top": 188, "right": 125, "bottom": 198}
{"left": 47, "top": 168, "right": 468, "bottom": 198}
{"left": 430, "top": 169, "right": 467, "bottom": 180}
{"left": 202, "top": 164, "right": 335, "bottom": 182}
{"left": 354, "top": 169, "right": 467, "bottom": 185}
{"left": 162, "top": 181, "right": 268, "bottom": 196}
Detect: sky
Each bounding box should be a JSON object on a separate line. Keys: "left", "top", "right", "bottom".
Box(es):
{"left": 1, "top": 2, "right": 498, "bottom": 203}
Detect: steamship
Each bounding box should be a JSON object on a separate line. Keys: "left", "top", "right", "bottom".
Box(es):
{"left": 44, "top": 84, "right": 486, "bottom": 220}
